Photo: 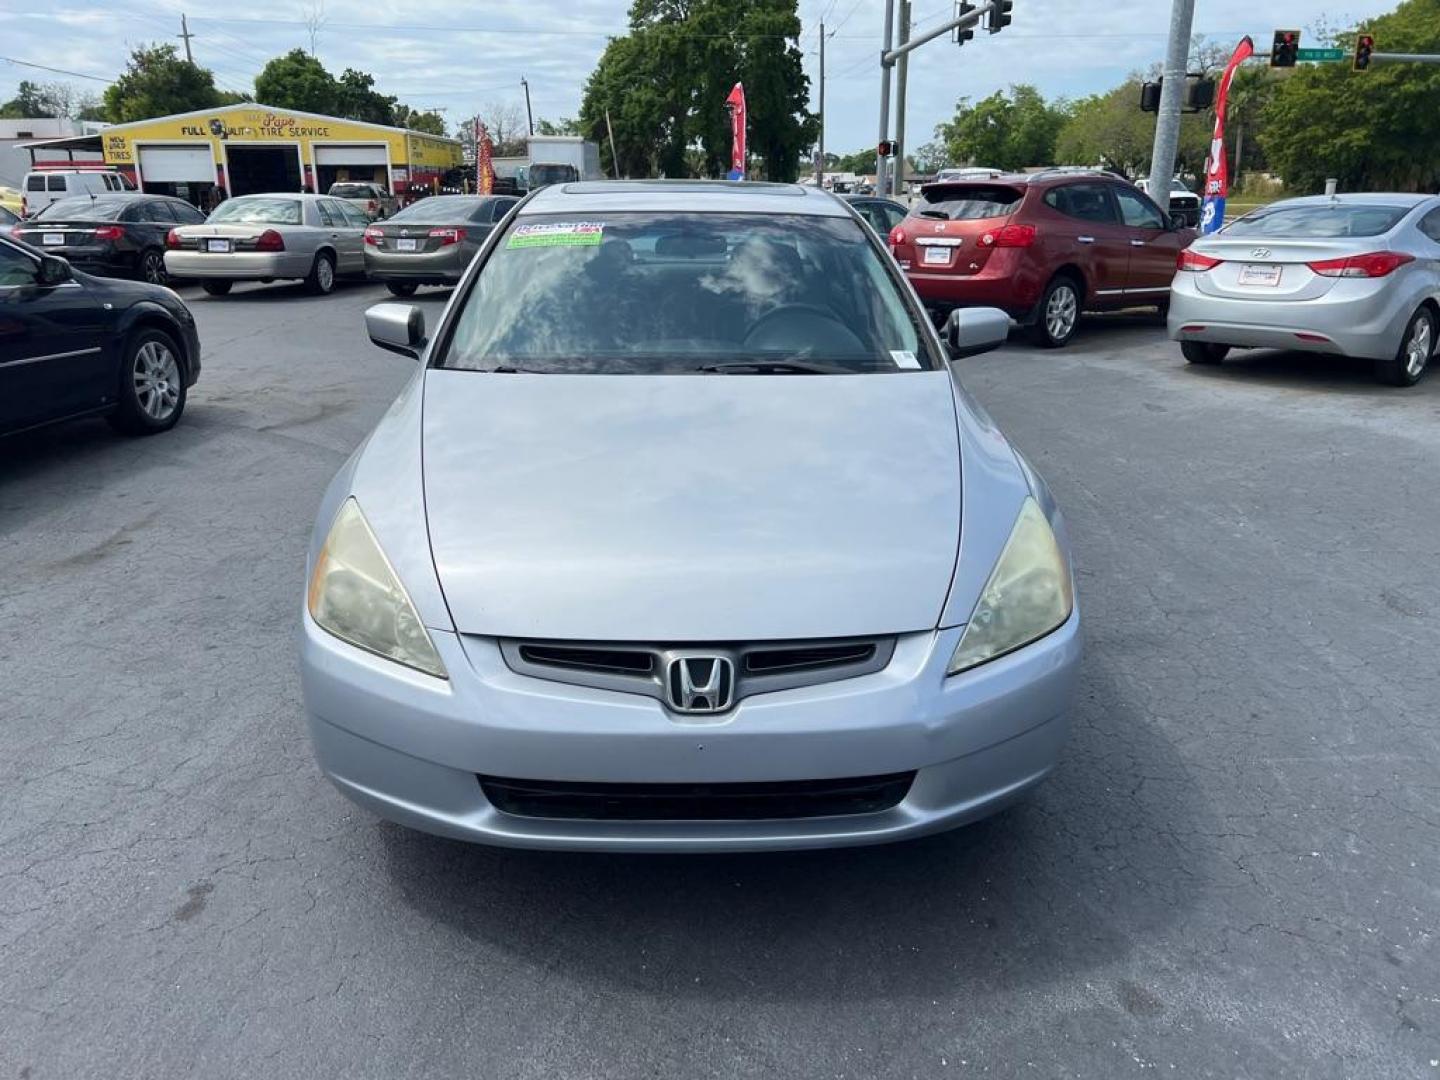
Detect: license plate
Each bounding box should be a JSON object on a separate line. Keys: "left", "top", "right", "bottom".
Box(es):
{"left": 207, "top": 239, "right": 231, "bottom": 253}
{"left": 42, "top": 233, "right": 64, "bottom": 246}
{"left": 922, "top": 246, "right": 951, "bottom": 266}
{"left": 1238, "top": 263, "right": 1282, "bottom": 286}
{"left": 395, "top": 238, "right": 418, "bottom": 252}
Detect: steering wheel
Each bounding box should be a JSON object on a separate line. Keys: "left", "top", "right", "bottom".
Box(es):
{"left": 741, "top": 304, "right": 867, "bottom": 353}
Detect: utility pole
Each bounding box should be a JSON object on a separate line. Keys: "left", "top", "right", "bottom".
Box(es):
{"left": 1147, "top": 0, "right": 1195, "bottom": 201}
{"left": 177, "top": 13, "right": 195, "bottom": 64}
{"left": 521, "top": 77, "right": 535, "bottom": 136}
{"left": 817, "top": 20, "right": 826, "bottom": 188}
{"left": 875, "top": 0, "right": 896, "bottom": 194}
{"left": 604, "top": 108, "right": 620, "bottom": 179}
{"left": 893, "top": 0, "right": 911, "bottom": 197}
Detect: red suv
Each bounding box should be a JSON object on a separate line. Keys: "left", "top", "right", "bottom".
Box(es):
{"left": 890, "top": 171, "right": 1196, "bottom": 347}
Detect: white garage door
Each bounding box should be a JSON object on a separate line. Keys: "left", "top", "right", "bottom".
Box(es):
{"left": 314, "top": 145, "right": 388, "bottom": 167}
{"left": 138, "top": 145, "right": 215, "bottom": 184}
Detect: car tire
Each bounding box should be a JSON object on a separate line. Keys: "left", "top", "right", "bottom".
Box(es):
{"left": 138, "top": 248, "right": 169, "bottom": 287}
{"left": 1181, "top": 341, "right": 1229, "bottom": 365}
{"left": 386, "top": 282, "right": 419, "bottom": 297}
{"left": 1028, "top": 275, "right": 1082, "bottom": 348}
{"left": 1375, "top": 306, "right": 1435, "bottom": 387}
{"left": 107, "top": 328, "right": 186, "bottom": 436}
{"left": 305, "top": 251, "right": 337, "bottom": 296}
{"left": 202, "top": 280, "right": 232, "bottom": 296}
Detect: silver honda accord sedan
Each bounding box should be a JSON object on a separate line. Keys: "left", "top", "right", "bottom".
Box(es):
{"left": 299, "top": 180, "right": 1081, "bottom": 851}
{"left": 1169, "top": 193, "right": 1440, "bottom": 385}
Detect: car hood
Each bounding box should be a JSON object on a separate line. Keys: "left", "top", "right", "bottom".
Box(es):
{"left": 421, "top": 369, "right": 962, "bottom": 641}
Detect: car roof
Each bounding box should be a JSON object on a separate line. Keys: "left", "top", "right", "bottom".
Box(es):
{"left": 1264, "top": 193, "right": 1433, "bottom": 210}
{"left": 519, "top": 180, "right": 851, "bottom": 218}
{"left": 922, "top": 169, "right": 1128, "bottom": 192}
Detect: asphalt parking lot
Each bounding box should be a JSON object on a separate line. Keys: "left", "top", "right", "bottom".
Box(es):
{"left": 3, "top": 281, "right": 1438, "bottom": 1079}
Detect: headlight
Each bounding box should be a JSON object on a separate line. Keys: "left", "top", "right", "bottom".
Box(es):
{"left": 307, "top": 498, "right": 448, "bottom": 679}
{"left": 947, "top": 497, "right": 1073, "bottom": 675}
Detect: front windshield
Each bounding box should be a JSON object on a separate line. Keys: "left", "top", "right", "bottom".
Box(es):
{"left": 35, "top": 198, "right": 127, "bottom": 221}
{"left": 209, "top": 197, "right": 302, "bottom": 225}
{"left": 1223, "top": 204, "right": 1408, "bottom": 238}
{"left": 440, "top": 212, "right": 936, "bottom": 374}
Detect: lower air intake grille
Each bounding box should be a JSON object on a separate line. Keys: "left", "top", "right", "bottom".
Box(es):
{"left": 478, "top": 772, "right": 916, "bottom": 821}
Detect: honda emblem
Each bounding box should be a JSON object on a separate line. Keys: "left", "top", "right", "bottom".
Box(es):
{"left": 666, "top": 656, "right": 735, "bottom": 713}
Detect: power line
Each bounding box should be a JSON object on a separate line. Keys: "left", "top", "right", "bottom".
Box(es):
{"left": 0, "top": 55, "right": 113, "bottom": 83}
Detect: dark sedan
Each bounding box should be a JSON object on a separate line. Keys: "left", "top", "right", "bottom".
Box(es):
{"left": 363, "top": 195, "right": 519, "bottom": 296}
{"left": 10, "top": 194, "right": 206, "bottom": 287}
{"left": 0, "top": 234, "right": 201, "bottom": 437}
{"left": 841, "top": 194, "right": 910, "bottom": 236}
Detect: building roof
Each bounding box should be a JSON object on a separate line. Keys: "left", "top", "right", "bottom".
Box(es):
{"left": 520, "top": 179, "right": 850, "bottom": 217}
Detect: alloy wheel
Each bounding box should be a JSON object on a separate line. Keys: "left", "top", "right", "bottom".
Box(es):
{"left": 1405, "top": 316, "right": 1432, "bottom": 379}
{"left": 317, "top": 257, "right": 335, "bottom": 292}
{"left": 142, "top": 251, "right": 168, "bottom": 286}
{"left": 1046, "top": 284, "right": 1078, "bottom": 342}
{"left": 133, "top": 340, "right": 180, "bottom": 421}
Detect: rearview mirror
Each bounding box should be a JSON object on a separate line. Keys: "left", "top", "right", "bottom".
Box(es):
{"left": 37, "top": 255, "right": 71, "bottom": 286}
{"left": 944, "top": 307, "right": 1011, "bottom": 360}
{"left": 365, "top": 302, "right": 426, "bottom": 359}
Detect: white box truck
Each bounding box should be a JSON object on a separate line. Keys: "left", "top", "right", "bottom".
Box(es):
{"left": 525, "top": 136, "right": 604, "bottom": 188}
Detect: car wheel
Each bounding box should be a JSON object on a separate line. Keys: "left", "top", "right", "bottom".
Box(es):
{"left": 1028, "top": 275, "right": 1082, "bottom": 348}
{"left": 138, "top": 248, "right": 169, "bottom": 287}
{"left": 386, "top": 282, "right": 419, "bottom": 297}
{"left": 1375, "top": 306, "right": 1435, "bottom": 387}
{"left": 1181, "top": 341, "right": 1229, "bottom": 365}
{"left": 107, "top": 328, "right": 186, "bottom": 436}
{"left": 305, "top": 251, "right": 337, "bottom": 295}
{"left": 202, "top": 280, "right": 232, "bottom": 296}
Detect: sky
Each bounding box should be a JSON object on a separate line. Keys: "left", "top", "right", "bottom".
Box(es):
{"left": 0, "top": 0, "right": 1398, "bottom": 154}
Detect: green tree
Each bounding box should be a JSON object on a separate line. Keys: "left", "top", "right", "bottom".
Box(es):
{"left": 911, "top": 140, "right": 952, "bottom": 174}
{"left": 254, "top": 49, "right": 338, "bottom": 114}
{"left": 1260, "top": 0, "right": 1440, "bottom": 192}
{"left": 102, "top": 44, "right": 225, "bottom": 123}
{"left": 0, "top": 81, "right": 59, "bottom": 118}
{"left": 534, "top": 117, "right": 580, "bottom": 136}
{"left": 334, "top": 68, "right": 395, "bottom": 125}
{"left": 394, "top": 104, "right": 446, "bottom": 135}
{"left": 1054, "top": 79, "right": 1209, "bottom": 178}
{"left": 935, "top": 85, "right": 1065, "bottom": 172}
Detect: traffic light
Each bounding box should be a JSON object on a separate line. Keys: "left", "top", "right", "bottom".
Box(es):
{"left": 1271, "top": 29, "right": 1300, "bottom": 67}
{"left": 1185, "top": 78, "right": 1216, "bottom": 112}
{"left": 878, "top": 140, "right": 895, "bottom": 158}
{"left": 1139, "top": 81, "right": 1162, "bottom": 112}
{"left": 986, "top": 0, "right": 1012, "bottom": 34}
{"left": 1354, "top": 33, "right": 1376, "bottom": 71}
{"left": 954, "top": 1, "right": 975, "bottom": 45}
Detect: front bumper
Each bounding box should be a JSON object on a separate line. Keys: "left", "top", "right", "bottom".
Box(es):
{"left": 162, "top": 251, "right": 312, "bottom": 281}
{"left": 364, "top": 245, "right": 469, "bottom": 283}
{"left": 299, "top": 611, "right": 1082, "bottom": 852}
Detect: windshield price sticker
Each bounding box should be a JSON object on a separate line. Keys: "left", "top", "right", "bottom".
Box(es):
{"left": 507, "top": 222, "right": 606, "bottom": 249}
{"left": 890, "top": 350, "right": 921, "bottom": 369}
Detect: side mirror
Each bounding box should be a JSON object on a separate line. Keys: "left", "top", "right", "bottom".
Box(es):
{"left": 37, "top": 255, "right": 71, "bottom": 286}
{"left": 944, "top": 307, "right": 1010, "bottom": 360}
{"left": 365, "top": 302, "right": 426, "bottom": 359}
{"left": 1169, "top": 212, "right": 1187, "bottom": 230}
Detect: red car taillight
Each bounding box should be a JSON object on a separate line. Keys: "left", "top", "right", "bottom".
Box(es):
{"left": 364, "top": 226, "right": 383, "bottom": 246}
{"left": 1307, "top": 251, "right": 1414, "bottom": 278}
{"left": 978, "top": 224, "right": 1036, "bottom": 248}
{"left": 1177, "top": 249, "right": 1222, "bottom": 271}
{"left": 165, "top": 228, "right": 182, "bottom": 249}
{"left": 255, "top": 229, "right": 285, "bottom": 252}
{"left": 429, "top": 227, "right": 465, "bottom": 245}
{"left": 888, "top": 225, "right": 907, "bottom": 248}
{"left": 94, "top": 225, "right": 124, "bottom": 241}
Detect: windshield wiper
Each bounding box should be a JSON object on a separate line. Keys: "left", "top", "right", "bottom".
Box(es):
{"left": 695, "top": 360, "right": 852, "bottom": 375}
{"left": 916, "top": 209, "right": 949, "bottom": 220}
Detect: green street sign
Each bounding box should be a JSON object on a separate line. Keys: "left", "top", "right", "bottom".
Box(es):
{"left": 1297, "top": 48, "right": 1345, "bottom": 61}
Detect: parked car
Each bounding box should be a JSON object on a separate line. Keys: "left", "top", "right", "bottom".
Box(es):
{"left": 1169, "top": 193, "right": 1440, "bottom": 386}
{"left": 890, "top": 170, "right": 1195, "bottom": 347}
{"left": 363, "top": 194, "right": 519, "bottom": 296}
{"left": 0, "top": 204, "right": 19, "bottom": 228}
{"left": 299, "top": 179, "right": 1080, "bottom": 852}
{"left": 841, "top": 193, "right": 909, "bottom": 237}
{"left": 327, "top": 182, "right": 399, "bottom": 221}
{"left": 164, "top": 193, "right": 370, "bottom": 296}
{"left": 10, "top": 194, "right": 206, "bottom": 286}
{"left": 21, "top": 170, "right": 135, "bottom": 217}
{"left": 1138, "top": 176, "right": 1202, "bottom": 228}
{"left": 0, "top": 234, "right": 200, "bottom": 437}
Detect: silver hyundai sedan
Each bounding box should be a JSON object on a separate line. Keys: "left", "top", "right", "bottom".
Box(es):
{"left": 299, "top": 180, "right": 1081, "bottom": 852}
{"left": 1169, "top": 193, "right": 1440, "bottom": 385}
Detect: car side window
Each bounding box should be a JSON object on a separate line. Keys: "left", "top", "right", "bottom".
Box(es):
{"left": 137, "top": 201, "right": 171, "bottom": 223}
{"left": 316, "top": 200, "right": 340, "bottom": 227}
{"left": 48, "top": 175, "right": 67, "bottom": 192}
{"left": 1046, "top": 183, "right": 1117, "bottom": 224}
{"left": 492, "top": 199, "right": 518, "bottom": 222}
{"left": 1114, "top": 188, "right": 1167, "bottom": 230}
{"left": 881, "top": 203, "right": 907, "bottom": 231}
{"left": 174, "top": 202, "right": 206, "bottom": 224}
{"left": 338, "top": 202, "right": 369, "bottom": 228}
{"left": 1420, "top": 208, "right": 1440, "bottom": 244}
{"left": 0, "top": 241, "right": 39, "bottom": 288}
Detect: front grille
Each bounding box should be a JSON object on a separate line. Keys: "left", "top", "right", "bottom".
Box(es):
{"left": 498, "top": 635, "right": 895, "bottom": 710}
{"left": 478, "top": 772, "right": 915, "bottom": 821}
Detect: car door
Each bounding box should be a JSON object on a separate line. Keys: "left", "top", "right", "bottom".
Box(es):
{"left": 1042, "top": 183, "right": 1130, "bottom": 302}
{"left": 129, "top": 200, "right": 175, "bottom": 258}
{"left": 320, "top": 199, "right": 365, "bottom": 273}
{"left": 1112, "top": 185, "right": 1183, "bottom": 299}
{"left": 0, "top": 239, "right": 111, "bottom": 432}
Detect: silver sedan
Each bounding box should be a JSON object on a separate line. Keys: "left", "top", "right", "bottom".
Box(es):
{"left": 164, "top": 193, "right": 369, "bottom": 297}
{"left": 1169, "top": 193, "right": 1440, "bottom": 385}
{"left": 362, "top": 194, "right": 519, "bottom": 297}
{"left": 298, "top": 181, "right": 1081, "bottom": 852}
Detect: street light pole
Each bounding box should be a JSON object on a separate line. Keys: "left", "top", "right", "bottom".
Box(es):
{"left": 894, "top": 0, "right": 911, "bottom": 197}
{"left": 817, "top": 21, "right": 826, "bottom": 188}
{"left": 875, "top": 0, "right": 895, "bottom": 195}
{"left": 1147, "top": 0, "right": 1195, "bottom": 200}
{"left": 520, "top": 77, "right": 535, "bottom": 136}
